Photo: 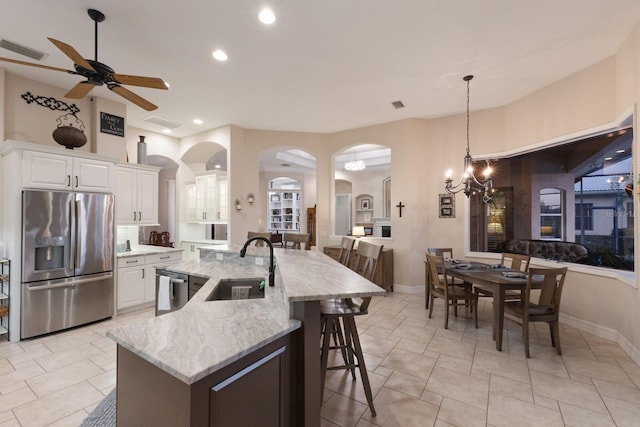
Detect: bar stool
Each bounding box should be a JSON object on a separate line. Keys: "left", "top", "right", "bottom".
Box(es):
{"left": 282, "top": 232, "right": 310, "bottom": 249}
{"left": 324, "top": 237, "right": 355, "bottom": 371}
{"left": 320, "top": 240, "right": 382, "bottom": 416}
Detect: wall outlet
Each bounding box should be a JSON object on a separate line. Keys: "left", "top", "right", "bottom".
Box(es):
{"left": 216, "top": 253, "right": 224, "bottom": 261}
{"left": 255, "top": 257, "right": 264, "bottom": 266}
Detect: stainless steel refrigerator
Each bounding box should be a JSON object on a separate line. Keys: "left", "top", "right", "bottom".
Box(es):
{"left": 21, "top": 190, "right": 115, "bottom": 339}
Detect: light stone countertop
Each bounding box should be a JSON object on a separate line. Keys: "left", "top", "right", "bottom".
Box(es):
{"left": 107, "top": 246, "right": 386, "bottom": 384}
{"left": 116, "top": 245, "right": 184, "bottom": 258}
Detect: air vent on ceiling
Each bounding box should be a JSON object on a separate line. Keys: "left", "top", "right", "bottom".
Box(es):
{"left": 0, "top": 39, "right": 47, "bottom": 61}
{"left": 391, "top": 100, "right": 405, "bottom": 109}
{"left": 142, "top": 115, "right": 182, "bottom": 130}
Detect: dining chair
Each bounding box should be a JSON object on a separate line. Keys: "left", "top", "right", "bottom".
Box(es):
{"left": 474, "top": 252, "right": 531, "bottom": 300}
{"left": 320, "top": 240, "right": 382, "bottom": 416}
{"left": 337, "top": 236, "right": 355, "bottom": 266}
{"left": 246, "top": 231, "right": 272, "bottom": 247}
{"left": 426, "top": 247, "right": 470, "bottom": 302}
{"left": 282, "top": 232, "right": 310, "bottom": 249}
{"left": 427, "top": 247, "right": 454, "bottom": 259}
{"left": 426, "top": 254, "right": 478, "bottom": 329}
{"left": 503, "top": 266, "right": 568, "bottom": 358}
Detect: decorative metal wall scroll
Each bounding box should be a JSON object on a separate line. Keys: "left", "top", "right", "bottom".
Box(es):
{"left": 21, "top": 92, "right": 80, "bottom": 115}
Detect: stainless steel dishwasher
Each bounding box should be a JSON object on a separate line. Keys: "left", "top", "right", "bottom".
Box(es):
{"left": 155, "top": 269, "right": 188, "bottom": 316}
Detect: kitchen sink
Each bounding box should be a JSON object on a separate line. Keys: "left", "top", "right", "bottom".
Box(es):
{"left": 205, "top": 278, "right": 266, "bottom": 301}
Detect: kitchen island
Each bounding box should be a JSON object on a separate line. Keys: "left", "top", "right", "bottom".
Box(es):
{"left": 107, "top": 245, "right": 386, "bottom": 426}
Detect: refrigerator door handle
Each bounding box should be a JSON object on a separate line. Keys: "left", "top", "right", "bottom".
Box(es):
{"left": 74, "top": 199, "right": 81, "bottom": 269}
{"left": 25, "top": 273, "right": 114, "bottom": 291}
{"left": 69, "top": 199, "right": 77, "bottom": 272}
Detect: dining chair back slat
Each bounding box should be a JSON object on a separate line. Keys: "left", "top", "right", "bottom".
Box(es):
{"left": 501, "top": 252, "right": 530, "bottom": 273}
{"left": 427, "top": 247, "right": 454, "bottom": 259}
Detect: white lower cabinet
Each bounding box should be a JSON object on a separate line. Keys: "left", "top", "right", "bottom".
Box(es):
{"left": 117, "top": 256, "right": 146, "bottom": 309}
{"left": 117, "top": 251, "right": 182, "bottom": 311}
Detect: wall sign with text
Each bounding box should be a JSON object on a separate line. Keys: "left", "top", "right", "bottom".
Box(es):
{"left": 100, "top": 112, "right": 125, "bottom": 137}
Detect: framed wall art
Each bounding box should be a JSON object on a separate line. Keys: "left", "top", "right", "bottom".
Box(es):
{"left": 439, "top": 193, "right": 455, "bottom": 218}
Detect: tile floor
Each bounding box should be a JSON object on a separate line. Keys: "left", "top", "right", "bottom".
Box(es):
{"left": 0, "top": 293, "right": 636, "bottom": 426}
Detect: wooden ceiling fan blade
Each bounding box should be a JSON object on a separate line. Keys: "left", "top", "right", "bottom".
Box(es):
{"left": 111, "top": 74, "right": 168, "bottom": 90}
{"left": 0, "top": 56, "right": 77, "bottom": 74}
{"left": 108, "top": 84, "right": 157, "bottom": 111}
{"left": 47, "top": 37, "right": 95, "bottom": 72}
{"left": 65, "top": 82, "right": 94, "bottom": 99}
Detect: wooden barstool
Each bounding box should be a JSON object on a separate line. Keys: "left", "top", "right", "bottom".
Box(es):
{"left": 320, "top": 240, "right": 382, "bottom": 416}
{"left": 282, "top": 232, "right": 310, "bottom": 249}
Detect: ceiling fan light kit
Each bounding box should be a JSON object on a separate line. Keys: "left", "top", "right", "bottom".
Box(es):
{"left": 0, "top": 8, "right": 167, "bottom": 111}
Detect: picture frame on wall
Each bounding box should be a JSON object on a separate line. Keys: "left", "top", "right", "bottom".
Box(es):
{"left": 361, "top": 198, "right": 371, "bottom": 209}
{"left": 439, "top": 193, "right": 455, "bottom": 218}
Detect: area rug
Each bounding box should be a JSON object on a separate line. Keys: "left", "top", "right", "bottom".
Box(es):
{"left": 80, "top": 388, "right": 116, "bottom": 427}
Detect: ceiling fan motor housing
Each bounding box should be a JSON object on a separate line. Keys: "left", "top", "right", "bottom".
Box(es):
{"left": 74, "top": 60, "right": 114, "bottom": 86}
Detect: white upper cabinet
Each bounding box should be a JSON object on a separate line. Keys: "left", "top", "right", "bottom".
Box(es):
{"left": 22, "top": 150, "right": 113, "bottom": 192}
{"left": 186, "top": 172, "right": 227, "bottom": 223}
{"left": 116, "top": 165, "right": 159, "bottom": 225}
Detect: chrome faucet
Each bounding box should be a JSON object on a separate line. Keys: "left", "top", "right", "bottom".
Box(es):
{"left": 240, "top": 237, "right": 275, "bottom": 287}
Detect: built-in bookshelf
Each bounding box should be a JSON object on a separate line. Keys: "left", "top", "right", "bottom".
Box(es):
{"left": 268, "top": 190, "right": 301, "bottom": 232}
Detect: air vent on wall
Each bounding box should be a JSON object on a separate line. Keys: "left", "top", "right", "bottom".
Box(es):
{"left": 0, "top": 39, "right": 47, "bottom": 61}
{"left": 142, "top": 115, "right": 182, "bottom": 130}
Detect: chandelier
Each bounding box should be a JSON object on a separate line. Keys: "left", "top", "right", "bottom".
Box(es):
{"left": 345, "top": 150, "right": 366, "bottom": 171}
{"left": 444, "top": 75, "right": 494, "bottom": 203}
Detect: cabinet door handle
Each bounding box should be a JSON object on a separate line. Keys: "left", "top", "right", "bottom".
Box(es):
{"left": 74, "top": 176, "right": 79, "bottom": 188}
{"left": 126, "top": 260, "right": 139, "bottom": 264}
{"left": 67, "top": 175, "right": 71, "bottom": 187}
{"left": 141, "top": 268, "right": 145, "bottom": 279}
{"left": 160, "top": 256, "right": 170, "bottom": 260}
{"left": 138, "top": 211, "right": 142, "bottom": 221}
{"left": 133, "top": 211, "right": 136, "bottom": 221}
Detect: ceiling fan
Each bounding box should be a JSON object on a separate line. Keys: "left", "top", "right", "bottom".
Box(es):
{"left": 0, "top": 9, "right": 167, "bottom": 111}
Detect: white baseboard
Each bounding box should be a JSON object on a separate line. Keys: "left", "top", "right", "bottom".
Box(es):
{"left": 392, "top": 284, "right": 424, "bottom": 294}
{"left": 560, "top": 312, "right": 640, "bottom": 367}
{"left": 392, "top": 286, "right": 640, "bottom": 366}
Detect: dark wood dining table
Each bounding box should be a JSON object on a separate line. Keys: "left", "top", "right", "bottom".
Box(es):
{"left": 443, "top": 261, "right": 541, "bottom": 351}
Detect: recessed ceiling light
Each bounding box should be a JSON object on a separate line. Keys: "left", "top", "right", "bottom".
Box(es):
{"left": 616, "top": 149, "right": 625, "bottom": 153}
{"left": 162, "top": 129, "right": 172, "bottom": 134}
{"left": 193, "top": 118, "right": 203, "bottom": 125}
{"left": 212, "top": 49, "right": 228, "bottom": 61}
{"left": 605, "top": 157, "right": 613, "bottom": 161}
{"left": 259, "top": 8, "right": 276, "bottom": 24}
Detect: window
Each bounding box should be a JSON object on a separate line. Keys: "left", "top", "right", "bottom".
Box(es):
{"left": 468, "top": 125, "right": 634, "bottom": 271}
{"left": 575, "top": 203, "right": 593, "bottom": 231}
{"left": 540, "top": 188, "right": 563, "bottom": 240}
